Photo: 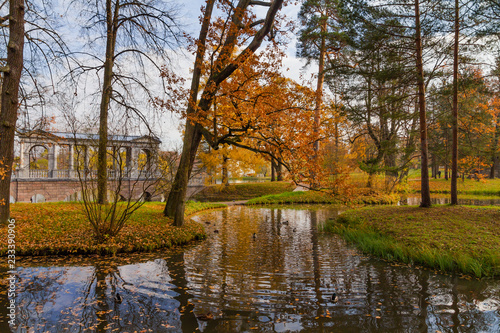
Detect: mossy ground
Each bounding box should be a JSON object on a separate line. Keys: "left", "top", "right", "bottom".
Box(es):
{"left": 1, "top": 201, "right": 225, "bottom": 256}
{"left": 324, "top": 205, "right": 500, "bottom": 277}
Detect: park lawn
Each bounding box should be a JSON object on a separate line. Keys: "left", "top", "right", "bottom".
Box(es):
{"left": 192, "top": 181, "right": 295, "bottom": 202}
{"left": 1, "top": 201, "right": 225, "bottom": 256}
{"left": 410, "top": 178, "right": 500, "bottom": 196}
{"left": 247, "top": 190, "right": 400, "bottom": 205}
{"left": 324, "top": 205, "right": 500, "bottom": 277}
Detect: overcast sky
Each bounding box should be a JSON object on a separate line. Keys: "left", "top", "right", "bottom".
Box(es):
{"left": 33, "top": 0, "right": 311, "bottom": 150}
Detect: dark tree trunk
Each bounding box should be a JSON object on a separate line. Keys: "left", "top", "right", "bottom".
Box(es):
{"left": 414, "top": 0, "right": 431, "bottom": 207}
{"left": 312, "top": 17, "right": 326, "bottom": 187}
{"left": 222, "top": 154, "right": 229, "bottom": 186}
{"left": 0, "top": 0, "right": 25, "bottom": 224}
{"left": 431, "top": 154, "right": 437, "bottom": 178}
{"left": 97, "top": 0, "right": 119, "bottom": 204}
{"left": 277, "top": 159, "right": 283, "bottom": 181}
{"left": 164, "top": 0, "right": 215, "bottom": 226}
{"left": 164, "top": 122, "right": 203, "bottom": 226}
{"left": 163, "top": 0, "right": 283, "bottom": 226}
{"left": 490, "top": 121, "right": 499, "bottom": 179}
{"left": 451, "top": 0, "right": 459, "bottom": 205}
{"left": 271, "top": 160, "right": 276, "bottom": 181}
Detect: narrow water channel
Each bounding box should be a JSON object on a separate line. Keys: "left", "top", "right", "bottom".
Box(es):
{"left": 1, "top": 206, "right": 499, "bottom": 332}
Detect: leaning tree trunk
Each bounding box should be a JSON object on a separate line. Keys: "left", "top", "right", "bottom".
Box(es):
{"left": 414, "top": 0, "right": 431, "bottom": 207}
{"left": 451, "top": 0, "right": 459, "bottom": 205}
{"left": 0, "top": 0, "right": 25, "bottom": 225}
{"left": 164, "top": 0, "right": 215, "bottom": 226}
{"left": 164, "top": 0, "right": 283, "bottom": 226}
{"left": 164, "top": 122, "right": 203, "bottom": 226}
{"left": 97, "top": 0, "right": 119, "bottom": 205}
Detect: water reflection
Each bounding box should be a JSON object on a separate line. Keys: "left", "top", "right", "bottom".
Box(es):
{"left": 1, "top": 206, "right": 499, "bottom": 332}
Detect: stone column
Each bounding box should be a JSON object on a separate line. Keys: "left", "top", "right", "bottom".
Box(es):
{"left": 18, "top": 141, "right": 30, "bottom": 178}
{"left": 130, "top": 148, "right": 139, "bottom": 179}
{"left": 84, "top": 145, "right": 89, "bottom": 170}
{"left": 111, "top": 146, "right": 117, "bottom": 178}
{"left": 48, "top": 144, "right": 58, "bottom": 178}
{"left": 68, "top": 144, "right": 74, "bottom": 178}
{"left": 125, "top": 147, "right": 132, "bottom": 178}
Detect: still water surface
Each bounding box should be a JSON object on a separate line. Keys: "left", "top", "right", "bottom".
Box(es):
{"left": 1, "top": 206, "right": 499, "bottom": 332}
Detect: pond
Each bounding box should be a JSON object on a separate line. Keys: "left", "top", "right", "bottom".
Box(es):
{"left": 1, "top": 206, "right": 499, "bottom": 332}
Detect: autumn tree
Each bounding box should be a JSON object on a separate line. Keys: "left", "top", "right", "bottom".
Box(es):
{"left": 328, "top": 11, "right": 419, "bottom": 190}
{"left": 0, "top": 0, "right": 24, "bottom": 224}
{"left": 297, "top": 0, "right": 343, "bottom": 185}
{"left": 199, "top": 144, "right": 268, "bottom": 185}
{"left": 66, "top": 0, "right": 183, "bottom": 205}
{"left": 163, "top": 0, "right": 285, "bottom": 226}
{"left": 0, "top": 0, "right": 71, "bottom": 224}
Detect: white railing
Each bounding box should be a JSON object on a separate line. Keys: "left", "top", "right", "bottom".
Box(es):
{"left": 29, "top": 170, "right": 49, "bottom": 178}
{"left": 12, "top": 169, "right": 162, "bottom": 180}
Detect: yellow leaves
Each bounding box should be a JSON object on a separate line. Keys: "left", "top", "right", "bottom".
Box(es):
{"left": 0, "top": 202, "right": 218, "bottom": 256}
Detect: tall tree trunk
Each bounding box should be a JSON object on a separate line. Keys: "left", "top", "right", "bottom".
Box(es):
{"left": 451, "top": 0, "right": 459, "bottom": 205}
{"left": 164, "top": 122, "right": 203, "bottom": 226}
{"left": 414, "top": 0, "right": 431, "bottom": 207}
{"left": 0, "top": 0, "right": 25, "bottom": 225}
{"left": 222, "top": 154, "right": 229, "bottom": 186}
{"left": 97, "top": 0, "right": 119, "bottom": 204}
{"left": 271, "top": 159, "right": 276, "bottom": 181}
{"left": 431, "top": 154, "right": 436, "bottom": 178}
{"left": 164, "top": 0, "right": 215, "bottom": 226}
{"left": 311, "top": 17, "right": 326, "bottom": 187}
{"left": 490, "top": 120, "right": 499, "bottom": 179}
{"left": 276, "top": 159, "right": 283, "bottom": 181}
{"left": 164, "top": 0, "right": 283, "bottom": 226}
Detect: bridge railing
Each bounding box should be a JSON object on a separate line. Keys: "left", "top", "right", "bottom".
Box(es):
{"left": 29, "top": 170, "right": 49, "bottom": 178}
{"left": 11, "top": 169, "right": 162, "bottom": 180}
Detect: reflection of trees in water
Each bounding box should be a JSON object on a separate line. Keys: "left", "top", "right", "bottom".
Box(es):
{"left": 7, "top": 207, "right": 500, "bottom": 332}
{"left": 15, "top": 268, "right": 67, "bottom": 331}
{"left": 186, "top": 207, "right": 500, "bottom": 332}
{"left": 11, "top": 259, "right": 185, "bottom": 332}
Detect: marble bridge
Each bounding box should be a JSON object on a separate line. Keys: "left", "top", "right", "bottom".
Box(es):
{"left": 9, "top": 130, "right": 205, "bottom": 203}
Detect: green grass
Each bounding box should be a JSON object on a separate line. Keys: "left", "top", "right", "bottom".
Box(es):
{"left": 324, "top": 205, "right": 500, "bottom": 277}
{"left": 409, "top": 177, "right": 500, "bottom": 196}
{"left": 192, "top": 181, "right": 295, "bottom": 202}
{"left": 247, "top": 190, "right": 400, "bottom": 205}
{"left": 1, "top": 201, "right": 226, "bottom": 257}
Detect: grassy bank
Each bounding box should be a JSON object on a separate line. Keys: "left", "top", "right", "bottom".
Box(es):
{"left": 410, "top": 178, "right": 500, "bottom": 196}
{"left": 324, "top": 205, "right": 500, "bottom": 277}
{"left": 192, "top": 181, "right": 294, "bottom": 202}
{"left": 247, "top": 190, "right": 400, "bottom": 205}
{"left": 1, "top": 201, "right": 226, "bottom": 256}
